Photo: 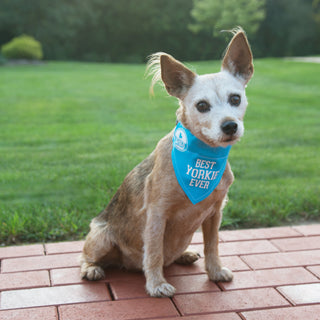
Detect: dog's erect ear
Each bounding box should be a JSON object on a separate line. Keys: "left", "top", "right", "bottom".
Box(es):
{"left": 160, "top": 54, "right": 196, "bottom": 98}
{"left": 222, "top": 29, "right": 253, "bottom": 84}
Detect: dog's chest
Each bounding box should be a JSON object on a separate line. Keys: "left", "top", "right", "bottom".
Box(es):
{"left": 167, "top": 199, "right": 215, "bottom": 234}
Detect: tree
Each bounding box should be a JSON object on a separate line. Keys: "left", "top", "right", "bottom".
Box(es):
{"left": 0, "top": 0, "right": 96, "bottom": 60}
{"left": 254, "top": 0, "right": 319, "bottom": 57}
{"left": 313, "top": 0, "right": 320, "bottom": 23}
{"left": 0, "top": 0, "right": 318, "bottom": 61}
{"left": 190, "top": 0, "right": 266, "bottom": 36}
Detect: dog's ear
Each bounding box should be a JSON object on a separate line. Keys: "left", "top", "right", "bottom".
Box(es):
{"left": 222, "top": 29, "right": 253, "bottom": 84}
{"left": 160, "top": 54, "right": 196, "bottom": 98}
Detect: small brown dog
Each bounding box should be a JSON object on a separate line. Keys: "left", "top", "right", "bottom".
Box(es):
{"left": 81, "top": 28, "right": 253, "bottom": 297}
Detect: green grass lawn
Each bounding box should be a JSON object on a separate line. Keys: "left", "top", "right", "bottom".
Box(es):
{"left": 0, "top": 59, "right": 319, "bottom": 245}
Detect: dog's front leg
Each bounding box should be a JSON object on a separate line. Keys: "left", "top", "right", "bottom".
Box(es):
{"left": 202, "top": 196, "right": 233, "bottom": 282}
{"left": 143, "top": 209, "right": 176, "bottom": 297}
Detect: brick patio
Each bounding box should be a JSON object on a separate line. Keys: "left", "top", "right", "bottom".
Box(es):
{"left": 1, "top": 224, "right": 320, "bottom": 319}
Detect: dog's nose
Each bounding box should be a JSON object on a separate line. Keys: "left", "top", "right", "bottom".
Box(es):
{"left": 221, "top": 121, "right": 238, "bottom": 135}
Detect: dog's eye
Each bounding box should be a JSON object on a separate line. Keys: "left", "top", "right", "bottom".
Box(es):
{"left": 229, "top": 94, "right": 241, "bottom": 106}
{"left": 196, "top": 101, "right": 211, "bottom": 113}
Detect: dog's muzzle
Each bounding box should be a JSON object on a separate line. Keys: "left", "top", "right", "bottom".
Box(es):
{"left": 221, "top": 120, "right": 238, "bottom": 136}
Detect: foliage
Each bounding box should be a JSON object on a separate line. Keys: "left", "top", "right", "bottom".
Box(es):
{"left": 254, "top": 0, "right": 320, "bottom": 57}
{"left": 0, "top": 0, "right": 319, "bottom": 62}
{"left": 1, "top": 34, "right": 43, "bottom": 60}
{"left": 190, "top": 0, "right": 266, "bottom": 36}
{"left": 0, "top": 59, "right": 319, "bottom": 245}
{"left": 313, "top": 0, "right": 320, "bottom": 23}
{"left": 0, "top": 53, "right": 7, "bottom": 65}
{"left": 0, "top": 0, "right": 216, "bottom": 62}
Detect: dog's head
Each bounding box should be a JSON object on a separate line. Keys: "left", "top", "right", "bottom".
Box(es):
{"left": 147, "top": 28, "right": 253, "bottom": 148}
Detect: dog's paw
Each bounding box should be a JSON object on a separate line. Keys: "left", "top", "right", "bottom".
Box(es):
{"left": 81, "top": 264, "right": 105, "bottom": 281}
{"left": 146, "top": 282, "right": 176, "bottom": 297}
{"left": 209, "top": 267, "right": 233, "bottom": 282}
{"left": 175, "top": 251, "right": 200, "bottom": 265}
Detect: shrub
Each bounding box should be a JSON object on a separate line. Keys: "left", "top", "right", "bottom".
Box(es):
{"left": 1, "top": 35, "right": 43, "bottom": 60}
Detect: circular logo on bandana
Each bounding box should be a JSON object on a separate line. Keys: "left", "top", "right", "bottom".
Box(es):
{"left": 174, "top": 127, "right": 188, "bottom": 152}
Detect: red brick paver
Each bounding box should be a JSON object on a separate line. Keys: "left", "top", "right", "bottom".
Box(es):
{"left": 0, "top": 244, "right": 44, "bottom": 259}
{"left": 0, "top": 270, "right": 50, "bottom": 291}
{"left": 2, "top": 252, "right": 80, "bottom": 273}
{"left": 45, "top": 241, "right": 85, "bottom": 255}
{"left": 1, "top": 283, "right": 110, "bottom": 309}
{"left": 241, "top": 249, "right": 320, "bottom": 269}
{"left": 278, "top": 283, "right": 320, "bottom": 305}
{"left": 220, "top": 226, "right": 302, "bottom": 242}
{"left": 0, "top": 306, "right": 58, "bottom": 320}
{"left": 271, "top": 235, "right": 320, "bottom": 252}
{"left": 173, "top": 288, "right": 290, "bottom": 315}
{"left": 0, "top": 224, "right": 320, "bottom": 319}
{"left": 59, "top": 299, "right": 178, "bottom": 320}
{"left": 241, "top": 305, "right": 320, "bottom": 320}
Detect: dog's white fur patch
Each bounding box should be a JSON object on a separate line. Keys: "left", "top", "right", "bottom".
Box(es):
{"left": 182, "top": 70, "right": 248, "bottom": 147}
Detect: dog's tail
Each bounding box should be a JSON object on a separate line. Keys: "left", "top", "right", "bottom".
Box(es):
{"left": 145, "top": 52, "right": 167, "bottom": 95}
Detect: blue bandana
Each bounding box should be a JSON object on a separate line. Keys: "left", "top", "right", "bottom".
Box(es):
{"left": 172, "top": 122, "right": 231, "bottom": 205}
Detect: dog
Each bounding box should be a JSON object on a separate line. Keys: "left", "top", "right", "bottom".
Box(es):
{"left": 80, "top": 28, "right": 253, "bottom": 297}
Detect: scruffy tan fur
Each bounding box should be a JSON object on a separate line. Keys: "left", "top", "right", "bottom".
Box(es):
{"left": 81, "top": 29, "right": 253, "bottom": 297}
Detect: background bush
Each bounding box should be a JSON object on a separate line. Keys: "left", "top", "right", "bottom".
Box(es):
{"left": 1, "top": 34, "right": 43, "bottom": 60}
